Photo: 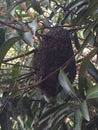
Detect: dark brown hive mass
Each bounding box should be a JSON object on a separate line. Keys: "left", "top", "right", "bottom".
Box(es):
{"left": 33, "top": 28, "right": 76, "bottom": 97}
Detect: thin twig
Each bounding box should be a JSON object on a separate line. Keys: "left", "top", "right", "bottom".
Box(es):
{"left": 2, "top": 49, "right": 36, "bottom": 63}
{"left": 1, "top": 50, "right": 79, "bottom": 92}
{"left": 0, "top": 20, "right": 24, "bottom": 32}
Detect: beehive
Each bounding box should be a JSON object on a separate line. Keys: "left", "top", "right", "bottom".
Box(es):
{"left": 33, "top": 28, "right": 76, "bottom": 96}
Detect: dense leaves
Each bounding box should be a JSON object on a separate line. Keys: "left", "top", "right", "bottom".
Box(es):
{"left": 0, "top": 0, "right": 98, "bottom": 130}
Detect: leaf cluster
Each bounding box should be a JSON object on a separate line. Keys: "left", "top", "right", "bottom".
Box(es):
{"left": 0, "top": 0, "right": 98, "bottom": 130}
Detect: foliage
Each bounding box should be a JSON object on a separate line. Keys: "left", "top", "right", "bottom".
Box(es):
{"left": 0, "top": 0, "right": 98, "bottom": 130}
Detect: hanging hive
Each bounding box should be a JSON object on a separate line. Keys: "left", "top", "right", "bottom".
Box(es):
{"left": 33, "top": 28, "right": 76, "bottom": 97}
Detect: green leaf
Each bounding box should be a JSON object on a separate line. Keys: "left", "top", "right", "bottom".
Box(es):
{"left": 78, "top": 48, "right": 98, "bottom": 98}
{"left": 31, "top": 0, "right": 42, "bottom": 14}
{"left": 79, "top": 100, "right": 90, "bottom": 121}
{"left": 35, "top": 118, "right": 51, "bottom": 130}
{"left": 0, "top": 37, "right": 20, "bottom": 67}
{"left": 6, "top": 0, "right": 11, "bottom": 7}
{"left": 31, "top": 102, "right": 39, "bottom": 120}
{"left": 83, "top": 30, "right": 95, "bottom": 46}
{"left": 86, "top": 85, "right": 98, "bottom": 99}
{"left": 7, "top": 62, "right": 20, "bottom": 86}
{"left": 58, "top": 69, "right": 76, "bottom": 97}
{"left": 40, "top": 103, "right": 67, "bottom": 120}
{"left": 22, "top": 31, "right": 34, "bottom": 46}
{"left": 66, "top": 0, "right": 87, "bottom": 11}
{"left": 0, "top": 108, "right": 12, "bottom": 130}
{"left": 73, "top": 109, "right": 83, "bottom": 130}
{"left": 26, "top": 102, "right": 39, "bottom": 127}
{"left": 74, "top": 32, "right": 81, "bottom": 50}
{"left": 87, "top": 62, "right": 98, "bottom": 83}
{"left": 10, "top": 6, "right": 18, "bottom": 17}
{"left": 0, "top": 28, "right": 5, "bottom": 47}
{"left": 47, "top": 103, "right": 71, "bottom": 130}
{"left": 17, "top": 116, "right": 24, "bottom": 130}
{"left": 77, "top": 2, "right": 98, "bottom": 25}
{"left": 88, "top": 0, "right": 98, "bottom": 8}
{"left": 78, "top": 31, "right": 94, "bottom": 56}
{"left": 12, "top": 62, "right": 20, "bottom": 77}
{"left": 51, "top": 103, "right": 77, "bottom": 130}
{"left": 28, "top": 18, "right": 37, "bottom": 35}
{"left": 37, "top": 103, "right": 70, "bottom": 130}
{"left": 41, "top": 0, "right": 49, "bottom": 7}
